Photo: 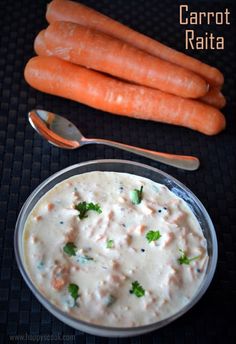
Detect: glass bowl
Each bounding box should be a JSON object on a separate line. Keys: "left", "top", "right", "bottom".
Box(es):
{"left": 14, "top": 159, "right": 217, "bottom": 337}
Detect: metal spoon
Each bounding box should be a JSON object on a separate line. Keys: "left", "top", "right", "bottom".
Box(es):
{"left": 28, "top": 109, "right": 200, "bottom": 170}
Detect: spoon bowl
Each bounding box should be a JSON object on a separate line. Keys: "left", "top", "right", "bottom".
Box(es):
{"left": 28, "top": 109, "right": 200, "bottom": 171}
{"left": 29, "top": 110, "right": 83, "bottom": 148}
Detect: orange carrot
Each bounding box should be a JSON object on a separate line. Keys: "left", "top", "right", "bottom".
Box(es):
{"left": 46, "top": 0, "right": 224, "bottom": 86}
{"left": 37, "top": 28, "right": 225, "bottom": 110}
{"left": 200, "top": 86, "right": 226, "bottom": 109}
{"left": 44, "top": 21, "right": 208, "bottom": 99}
{"left": 34, "top": 30, "right": 52, "bottom": 57}
{"left": 24, "top": 56, "right": 225, "bottom": 135}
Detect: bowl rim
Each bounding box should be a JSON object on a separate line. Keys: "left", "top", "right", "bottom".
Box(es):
{"left": 14, "top": 159, "right": 218, "bottom": 335}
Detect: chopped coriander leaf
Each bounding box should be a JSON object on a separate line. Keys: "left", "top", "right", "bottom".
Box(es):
{"left": 130, "top": 186, "right": 143, "bottom": 205}
{"left": 75, "top": 201, "right": 88, "bottom": 219}
{"left": 76, "top": 254, "right": 94, "bottom": 264}
{"left": 106, "top": 239, "right": 114, "bottom": 249}
{"left": 129, "top": 281, "right": 145, "bottom": 297}
{"left": 68, "top": 283, "right": 79, "bottom": 301}
{"left": 146, "top": 230, "right": 162, "bottom": 243}
{"left": 63, "top": 242, "right": 77, "bottom": 257}
{"left": 87, "top": 202, "right": 102, "bottom": 213}
{"left": 82, "top": 255, "right": 94, "bottom": 261}
{"left": 105, "top": 294, "right": 116, "bottom": 307}
{"left": 178, "top": 249, "right": 200, "bottom": 265}
{"left": 36, "top": 261, "right": 44, "bottom": 270}
{"left": 75, "top": 201, "right": 102, "bottom": 219}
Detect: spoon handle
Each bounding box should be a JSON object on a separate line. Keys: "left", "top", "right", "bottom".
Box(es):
{"left": 82, "top": 138, "right": 200, "bottom": 171}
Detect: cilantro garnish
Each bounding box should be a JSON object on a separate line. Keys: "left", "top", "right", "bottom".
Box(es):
{"left": 76, "top": 254, "right": 94, "bottom": 264}
{"left": 106, "top": 239, "right": 114, "bottom": 249}
{"left": 129, "top": 281, "right": 145, "bottom": 297}
{"left": 75, "top": 201, "right": 102, "bottom": 219}
{"left": 130, "top": 186, "right": 143, "bottom": 205}
{"left": 178, "top": 249, "right": 200, "bottom": 265}
{"left": 63, "top": 242, "right": 77, "bottom": 257}
{"left": 146, "top": 230, "right": 162, "bottom": 243}
{"left": 105, "top": 294, "right": 116, "bottom": 307}
{"left": 68, "top": 283, "right": 79, "bottom": 302}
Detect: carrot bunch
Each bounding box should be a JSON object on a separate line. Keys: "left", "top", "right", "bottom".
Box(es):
{"left": 24, "top": 0, "right": 226, "bottom": 135}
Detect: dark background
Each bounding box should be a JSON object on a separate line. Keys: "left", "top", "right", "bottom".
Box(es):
{"left": 0, "top": 0, "right": 235, "bottom": 343}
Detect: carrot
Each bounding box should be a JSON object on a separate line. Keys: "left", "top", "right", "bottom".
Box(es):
{"left": 46, "top": 0, "right": 224, "bottom": 87}
{"left": 44, "top": 21, "right": 208, "bottom": 99}
{"left": 200, "top": 86, "right": 226, "bottom": 109}
{"left": 51, "top": 265, "right": 69, "bottom": 290}
{"left": 24, "top": 56, "right": 225, "bottom": 135}
{"left": 36, "top": 29, "right": 226, "bottom": 109}
{"left": 34, "top": 29, "right": 52, "bottom": 57}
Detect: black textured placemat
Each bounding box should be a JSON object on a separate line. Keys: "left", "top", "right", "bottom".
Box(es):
{"left": 0, "top": 0, "right": 236, "bottom": 343}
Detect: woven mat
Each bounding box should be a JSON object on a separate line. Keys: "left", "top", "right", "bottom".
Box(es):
{"left": 0, "top": 0, "right": 235, "bottom": 343}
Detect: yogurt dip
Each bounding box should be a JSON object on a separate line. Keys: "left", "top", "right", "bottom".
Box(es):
{"left": 23, "top": 172, "right": 208, "bottom": 327}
